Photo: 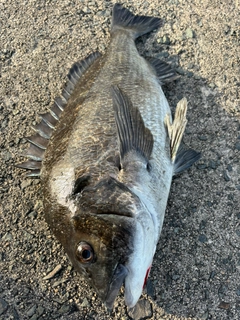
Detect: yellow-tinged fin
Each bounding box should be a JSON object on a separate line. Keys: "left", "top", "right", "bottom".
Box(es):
{"left": 165, "top": 97, "right": 188, "bottom": 162}
{"left": 164, "top": 97, "right": 201, "bottom": 173}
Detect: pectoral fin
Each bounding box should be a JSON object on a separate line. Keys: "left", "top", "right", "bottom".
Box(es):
{"left": 111, "top": 85, "right": 153, "bottom": 166}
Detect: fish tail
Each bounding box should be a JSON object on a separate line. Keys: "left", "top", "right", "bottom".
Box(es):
{"left": 111, "top": 4, "right": 161, "bottom": 39}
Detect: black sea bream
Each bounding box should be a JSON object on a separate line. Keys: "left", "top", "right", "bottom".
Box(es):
{"left": 17, "top": 4, "right": 200, "bottom": 309}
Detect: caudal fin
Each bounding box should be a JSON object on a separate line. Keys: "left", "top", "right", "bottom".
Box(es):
{"left": 111, "top": 4, "right": 161, "bottom": 39}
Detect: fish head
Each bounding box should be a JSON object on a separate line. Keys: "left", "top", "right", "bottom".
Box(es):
{"left": 46, "top": 175, "right": 157, "bottom": 309}
{"left": 67, "top": 212, "right": 134, "bottom": 309}
{"left": 62, "top": 176, "right": 139, "bottom": 309}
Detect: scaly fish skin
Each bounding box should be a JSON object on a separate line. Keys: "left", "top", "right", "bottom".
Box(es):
{"left": 17, "top": 4, "right": 200, "bottom": 309}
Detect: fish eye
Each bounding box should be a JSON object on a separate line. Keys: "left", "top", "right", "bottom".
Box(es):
{"left": 76, "top": 241, "right": 95, "bottom": 264}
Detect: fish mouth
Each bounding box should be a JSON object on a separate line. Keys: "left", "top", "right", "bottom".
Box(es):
{"left": 105, "top": 263, "right": 129, "bottom": 310}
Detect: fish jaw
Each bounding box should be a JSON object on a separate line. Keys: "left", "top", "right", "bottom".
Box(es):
{"left": 124, "top": 210, "right": 156, "bottom": 308}
{"left": 105, "top": 263, "right": 129, "bottom": 309}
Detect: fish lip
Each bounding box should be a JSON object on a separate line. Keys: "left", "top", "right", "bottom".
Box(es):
{"left": 104, "top": 263, "right": 129, "bottom": 310}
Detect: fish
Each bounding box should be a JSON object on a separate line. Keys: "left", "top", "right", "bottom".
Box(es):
{"left": 16, "top": 3, "right": 201, "bottom": 310}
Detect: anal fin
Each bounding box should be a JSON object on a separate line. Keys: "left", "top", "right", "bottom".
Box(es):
{"left": 174, "top": 143, "right": 201, "bottom": 175}
{"left": 164, "top": 98, "right": 188, "bottom": 162}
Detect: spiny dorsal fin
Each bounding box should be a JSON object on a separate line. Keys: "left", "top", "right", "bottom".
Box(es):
{"left": 174, "top": 143, "right": 201, "bottom": 175}
{"left": 67, "top": 52, "right": 101, "bottom": 86}
{"left": 16, "top": 51, "right": 102, "bottom": 177}
{"left": 26, "top": 134, "right": 48, "bottom": 149}
{"left": 147, "top": 57, "right": 179, "bottom": 84}
{"left": 111, "top": 3, "right": 161, "bottom": 39}
{"left": 16, "top": 160, "right": 42, "bottom": 170}
{"left": 111, "top": 85, "right": 153, "bottom": 164}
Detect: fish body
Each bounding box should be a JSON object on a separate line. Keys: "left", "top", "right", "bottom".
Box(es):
{"left": 17, "top": 4, "right": 200, "bottom": 309}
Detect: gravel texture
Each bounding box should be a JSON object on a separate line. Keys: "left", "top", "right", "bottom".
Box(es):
{"left": 1, "top": 0, "right": 240, "bottom": 319}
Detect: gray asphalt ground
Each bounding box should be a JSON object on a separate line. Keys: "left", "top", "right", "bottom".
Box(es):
{"left": 1, "top": 0, "right": 240, "bottom": 319}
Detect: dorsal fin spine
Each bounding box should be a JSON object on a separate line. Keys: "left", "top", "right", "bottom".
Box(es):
{"left": 48, "top": 108, "right": 59, "bottom": 120}
{"left": 17, "top": 51, "right": 102, "bottom": 177}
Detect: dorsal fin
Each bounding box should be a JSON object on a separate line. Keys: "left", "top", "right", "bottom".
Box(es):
{"left": 111, "top": 85, "right": 153, "bottom": 165}
{"left": 16, "top": 51, "right": 102, "bottom": 177}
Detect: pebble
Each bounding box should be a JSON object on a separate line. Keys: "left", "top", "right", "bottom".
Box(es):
{"left": 146, "top": 279, "right": 155, "bottom": 298}
{"left": 187, "top": 71, "right": 194, "bottom": 77}
{"left": 198, "top": 311, "right": 209, "bottom": 320}
{"left": 208, "top": 160, "right": 217, "bottom": 169}
{"left": 198, "top": 234, "right": 207, "bottom": 243}
{"left": 12, "top": 109, "right": 19, "bottom": 115}
{"left": 223, "top": 170, "right": 231, "bottom": 182}
{"left": 58, "top": 304, "right": 70, "bottom": 314}
{"left": 81, "top": 297, "right": 90, "bottom": 307}
{"left": 52, "top": 279, "right": 67, "bottom": 288}
{"left": 1, "top": 232, "right": 13, "bottom": 241}
{"left": 172, "top": 274, "right": 180, "bottom": 280}
{"left": 185, "top": 28, "right": 195, "bottom": 38}
{"left": 218, "top": 284, "right": 228, "bottom": 298}
{"left": 34, "top": 199, "right": 43, "bottom": 210}
{"left": 235, "top": 230, "right": 240, "bottom": 237}
{"left": 27, "top": 305, "right": 37, "bottom": 317}
{"left": 235, "top": 141, "right": 240, "bottom": 150}
{"left": 28, "top": 211, "right": 37, "bottom": 219}
{"left": 37, "top": 306, "right": 45, "bottom": 316}
{"left": 43, "top": 264, "right": 62, "bottom": 280}
{"left": 1, "top": 151, "right": 12, "bottom": 161}
{"left": 82, "top": 6, "right": 90, "bottom": 13}
{"left": 21, "top": 179, "right": 32, "bottom": 189}
{"left": 198, "top": 135, "right": 207, "bottom": 141}
{"left": 199, "top": 220, "right": 207, "bottom": 230}
{"left": 218, "top": 301, "right": 230, "bottom": 310}
{"left": 128, "top": 299, "right": 152, "bottom": 320}
{"left": 162, "top": 35, "right": 171, "bottom": 45}
{"left": 0, "top": 298, "right": 8, "bottom": 315}
{"left": 197, "top": 163, "right": 207, "bottom": 170}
